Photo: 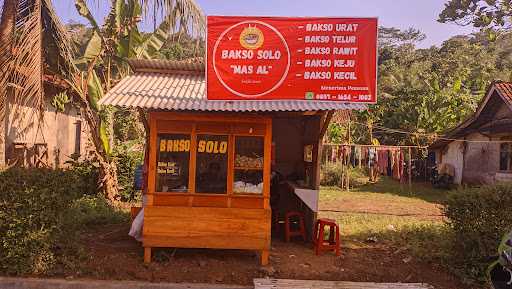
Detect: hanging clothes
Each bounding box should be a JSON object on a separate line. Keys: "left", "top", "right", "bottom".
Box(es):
{"left": 399, "top": 149, "right": 405, "bottom": 183}
{"left": 392, "top": 150, "right": 401, "bottom": 180}
{"left": 368, "top": 147, "right": 377, "bottom": 167}
{"left": 386, "top": 150, "right": 393, "bottom": 176}
{"left": 377, "top": 149, "right": 389, "bottom": 174}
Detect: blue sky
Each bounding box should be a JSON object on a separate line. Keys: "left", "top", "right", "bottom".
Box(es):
{"left": 53, "top": 0, "right": 476, "bottom": 48}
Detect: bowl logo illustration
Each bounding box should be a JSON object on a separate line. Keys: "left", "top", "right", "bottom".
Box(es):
{"left": 240, "top": 26, "right": 264, "bottom": 50}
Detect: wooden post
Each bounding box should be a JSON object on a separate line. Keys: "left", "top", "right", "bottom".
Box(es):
{"left": 346, "top": 153, "right": 350, "bottom": 191}
{"left": 347, "top": 121, "right": 351, "bottom": 191}
{"left": 261, "top": 250, "right": 269, "bottom": 266}
{"left": 408, "top": 147, "right": 412, "bottom": 191}
{"left": 424, "top": 148, "right": 428, "bottom": 182}
{"left": 144, "top": 247, "right": 152, "bottom": 264}
{"left": 358, "top": 145, "right": 362, "bottom": 168}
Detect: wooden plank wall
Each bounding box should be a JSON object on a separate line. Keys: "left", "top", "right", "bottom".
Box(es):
{"left": 143, "top": 206, "right": 271, "bottom": 251}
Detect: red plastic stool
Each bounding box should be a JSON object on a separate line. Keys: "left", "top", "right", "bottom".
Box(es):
{"left": 285, "top": 211, "right": 306, "bottom": 242}
{"left": 313, "top": 218, "right": 340, "bottom": 256}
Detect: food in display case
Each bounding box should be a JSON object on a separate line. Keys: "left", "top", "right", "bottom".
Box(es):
{"left": 234, "top": 136, "right": 264, "bottom": 194}
{"left": 235, "top": 154, "right": 263, "bottom": 169}
{"left": 233, "top": 181, "right": 263, "bottom": 194}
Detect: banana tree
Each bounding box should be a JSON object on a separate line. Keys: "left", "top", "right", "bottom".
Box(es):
{"left": 68, "top": 0, "right": 204, "bottom": 200}
{"left": 0, "top": 0, "right": 204, "bottom": 200}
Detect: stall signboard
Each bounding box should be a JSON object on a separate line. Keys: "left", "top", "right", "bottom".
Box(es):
{"left": 207, "top": 16, "right": 378, "bottom": 103}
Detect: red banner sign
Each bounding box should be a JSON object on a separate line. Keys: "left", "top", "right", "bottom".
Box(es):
{"left": 206, "top": 16, "right": 378, "bottom": 103}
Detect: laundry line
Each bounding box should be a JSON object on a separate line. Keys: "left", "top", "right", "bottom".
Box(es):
{"left": 321, "top": 143, "right": 429, "bottom": 191}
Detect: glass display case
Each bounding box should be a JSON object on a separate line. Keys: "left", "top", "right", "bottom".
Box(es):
{"left": 195, "top": 134, "right": 229, "bottom": 194}
{"left": 233, "top": 136, "right": 264, "bottom": 195}
{"left": 155, "top": 133, "right": 190, "bottom": 193}
{"left": 151, "top": 115, "right": 270, "bottom": 201}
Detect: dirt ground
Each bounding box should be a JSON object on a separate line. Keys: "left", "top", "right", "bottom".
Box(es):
{"left": 56, "top": 223, "right": 476, "bottom": 289}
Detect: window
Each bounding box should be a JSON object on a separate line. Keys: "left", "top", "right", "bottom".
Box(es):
{"left": 195, "top": 135, "right": 229, "bottom": 194}
{"left": 156, "top": 134, "right": 190, "bottom": 193}
{"left": 233, "top": 136, "right": 264, "bottom": 195}
{"left": 500, "top": 143, "right": 512, "bottom": 171}
{"left": 74, "top": 120, "right": 82, "bottom": 156}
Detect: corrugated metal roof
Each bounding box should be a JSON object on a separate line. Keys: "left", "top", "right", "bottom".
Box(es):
{"left": 128, "top": 58, "right": 204, "bottom": 73}
{"left": 100, "top": 59, "right": 368, "bottom": 112}
{"left": 494, "top": 82, "right": 512, "bottom": 108}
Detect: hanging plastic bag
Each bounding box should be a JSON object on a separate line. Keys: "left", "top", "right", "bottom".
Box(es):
{"left": 129, "top": 208, "right": 144, "bottom": 242}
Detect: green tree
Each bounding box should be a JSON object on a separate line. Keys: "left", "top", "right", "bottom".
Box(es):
{"left": 352, "top": 27, "right": 512, "bottom": 146}
{"left": 439, "top": 0, "right": 512, "bottom": 32}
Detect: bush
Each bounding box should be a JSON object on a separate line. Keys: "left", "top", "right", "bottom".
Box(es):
{"left": 65, "top": 195, "right": 128, "bottom": 228}
{"left": 68, "top": 144, "right": 144, "bottom": 201}
{"left": 320, "top": 163, "right": 369, "bottom": 187}
{"left": 113, "top": 142, "right": 143, "bottom": 201}
{"left": 0, "top": 168, "right": 128, "bottom": 275}
{"left": 66, "top": 157, "right": 100, "bottom": 196}
{"left": 444, "top": 183, "right": 512, "bottom": 282}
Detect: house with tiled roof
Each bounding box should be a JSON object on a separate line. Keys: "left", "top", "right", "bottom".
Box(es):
{"left": 429, "top": 81, "right": 512, "bottom": 185}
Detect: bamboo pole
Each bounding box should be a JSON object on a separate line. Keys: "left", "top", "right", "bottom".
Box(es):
{"left": 408, "top": 147, "right": 412, "bottom": 191}
{"left": 358, "top": 145, "right": 362, "bottom": 168}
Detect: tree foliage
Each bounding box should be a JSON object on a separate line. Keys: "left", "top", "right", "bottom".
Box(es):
{"left": 336, "top": 27, "right": 512, "bottom": 146}
{"left": 439, "top": 0, "right": 512, "bottom": 32}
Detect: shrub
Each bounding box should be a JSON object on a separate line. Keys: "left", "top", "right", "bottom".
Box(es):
{"left": 321, "top": 163, "right": 368, "bottom": 187}
{"left": 321, "top": 163, "right": 341, "bottom": 186}
{"left": 0, "top": 168, "right": 128, "bottom": 275}
{"left": 65, "top": 157, "right": 100, "bottom": 196}
{"left": 68, "top": 144, "right": 144, "bottom": 201}
{"left": 0, "top": 168, "right": 81, "bottom": 274}
{"left": 113, "top": 142, "right": 143, "bottom": 201}
{"left": 444, "top": 183, "right": 512, "bottom": 282}
{"left": 65, "top": 195, "right": 128, "bottom": 228}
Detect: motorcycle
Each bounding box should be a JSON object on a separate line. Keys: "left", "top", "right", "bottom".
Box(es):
{"left": 490, "top": 231, "right": 512, "bottom": 289}
{"left": 430, "top": 165, "right": 454, "bottom": 189}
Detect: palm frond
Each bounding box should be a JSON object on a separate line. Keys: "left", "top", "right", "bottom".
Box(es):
{"left": 141, "top": 0, "right": 205, "bottom": 38}
{"left": 9, "top": 0, "right": 45, "bottom": 123}
{"left": 41, "top": 0, "right": 76, "bottom": 77}
{"left": 0, "top": 0, "right": 16, "bottom": 135}
{"left": 0, "top": 0, "right": 76, "bottom": 134}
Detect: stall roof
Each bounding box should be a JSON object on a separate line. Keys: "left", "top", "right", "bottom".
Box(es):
{"left": 99, "top": 59, "right": 368, "bottom": 112}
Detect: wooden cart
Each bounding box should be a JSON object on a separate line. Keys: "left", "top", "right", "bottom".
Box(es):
{"left": 144, "top": 112, "right": 272, "bottom": 265}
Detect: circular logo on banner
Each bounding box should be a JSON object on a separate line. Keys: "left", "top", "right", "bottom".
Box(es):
{"left": 240, "top": 26, "right": 264, "bottom": 49}
{"left": 212, "top": 20, "right": 291, "bottom": 98}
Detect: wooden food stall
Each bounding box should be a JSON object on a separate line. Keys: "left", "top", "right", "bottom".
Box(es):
{"left": 145, "top": 112, "right": 272, "bottom": 264}
{"left": 100, "top": 59, "right": 365, "bottom": 265}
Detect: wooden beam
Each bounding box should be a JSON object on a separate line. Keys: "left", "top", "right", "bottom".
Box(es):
{"left": 319, "top": 111, "right": 335, "bottom": 140}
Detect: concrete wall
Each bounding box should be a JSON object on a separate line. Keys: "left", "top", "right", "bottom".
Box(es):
{"left": 437, "top": 132, "right": 512, "bottom": 185}
{"left": 4, "top": 100, "right": 89, "bottom": 168}
{"left": 438, "top": 140, "right": 464, "bottom": 184}
{"left": 462, "top": 133, "right": 500, "bottom": 185}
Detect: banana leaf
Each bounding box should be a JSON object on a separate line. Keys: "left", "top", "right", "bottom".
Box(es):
{"left": 87, "top": 70, "right": 104, "bottom": 112}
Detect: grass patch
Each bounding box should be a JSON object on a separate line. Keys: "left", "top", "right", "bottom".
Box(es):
{"left": 321, "top": 211, "right": 441, "bottom": 240}
{"left": 319, "top": 181, "right": 461, "bottom": 282}
{"left": 353, "top": 177, "right": 453, "bottom": 204}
